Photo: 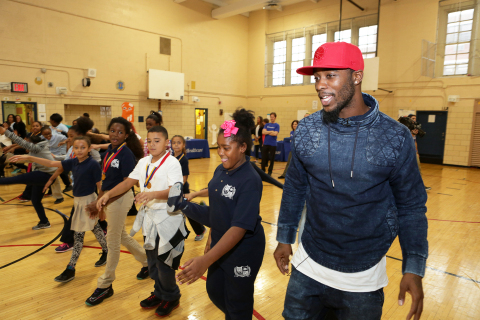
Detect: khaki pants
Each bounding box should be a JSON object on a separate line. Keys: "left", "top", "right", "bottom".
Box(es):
{"left": 51, "top": 177, "right": 63, "bottom": 200}
{"left": 97, "top": 191, "right": 147, "bottom": 288}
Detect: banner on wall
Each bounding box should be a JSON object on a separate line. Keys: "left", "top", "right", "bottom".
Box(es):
{"left": 121, "top": 102, "right": 134, "bottom": 122}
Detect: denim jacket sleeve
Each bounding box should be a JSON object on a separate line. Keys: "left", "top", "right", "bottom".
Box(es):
{"left": 389, "top": 131, "right": 428, "bottom": 277}
{"left": 276, "top": 140, "right": 309, "bottom": 244}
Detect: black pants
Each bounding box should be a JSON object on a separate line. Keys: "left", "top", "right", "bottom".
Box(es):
{"left": 280, "top": 152, "right": 292, "bottom": 177}
{"left": 60, "top": 170, "right": 71, "bottom": 187}
{"left": 261, "top": 145, "right": 276, "bottom": 174}
{"left": 60, "top": 206, "right": 108, "bottom": 244}
{"left": 254, "top": 144, "right": 262, "bottom": 159}
{"left": 206, "top": 229, "right": 265, "bottom": 320}
{"left": 0, "top": 171, "right": 52, "bottom": 223}
{"left": 146, "top": 236, "right": 181, "bottom": 301}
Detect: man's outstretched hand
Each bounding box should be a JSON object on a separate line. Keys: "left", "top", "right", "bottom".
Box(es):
{"left": 273, "top": 243, "right": 293, "bottom": 275}
{"left": 398, "top": 273, "right": 424, "bottom": 320}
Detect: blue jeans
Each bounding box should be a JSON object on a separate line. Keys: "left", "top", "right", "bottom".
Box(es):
{"left": 0, "top": 171, "right": 52, "bottom": 223}
{"left": 283, "top": 267, "right": 384, "bottom": 320}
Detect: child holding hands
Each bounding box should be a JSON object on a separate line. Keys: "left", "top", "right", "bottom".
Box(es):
{"left": 10, "top": 136, "right": 108, "bottom": 282}
{"left": 95, "top": 125, "right": 187, "bottom": 317}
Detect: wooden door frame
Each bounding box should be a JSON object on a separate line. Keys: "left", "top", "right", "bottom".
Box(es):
{"left": 469, "top": 100, "right": 480, "bottom": 166}
{"left": 2, "top": 101, "right": 38, "bottom": 128}
{"left": 194, "top": 108, "right": 208, "bottom": 141}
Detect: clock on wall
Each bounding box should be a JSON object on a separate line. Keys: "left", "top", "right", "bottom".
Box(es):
{"left": 11, "top": 82, "right": 28, "bottom": 93}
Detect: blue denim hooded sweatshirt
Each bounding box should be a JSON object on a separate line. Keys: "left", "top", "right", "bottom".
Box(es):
{"left": 277, "top": 93, "right": 428, "bottom": 277}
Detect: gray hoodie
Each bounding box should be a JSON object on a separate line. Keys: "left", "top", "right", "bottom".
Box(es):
{"left": 4, "top": 130, "right": 57, "bottom": 174}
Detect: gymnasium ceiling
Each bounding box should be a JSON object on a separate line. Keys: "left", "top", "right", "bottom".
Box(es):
{"left": 197, "top": 0, "right": 321, "bottom": 19}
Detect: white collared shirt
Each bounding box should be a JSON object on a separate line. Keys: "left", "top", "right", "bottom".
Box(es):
{"left": 128, "top": 152, "right": 183, "bottom": 211}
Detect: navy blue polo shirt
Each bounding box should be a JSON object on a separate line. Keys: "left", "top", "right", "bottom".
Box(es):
{"left": 61, "top": 157, "right": 102, "bottom": 197}
{"left": 101, "top": 144, "right": 136, "bottom": 191}
{"left": 176, "top": 153, "right": 190, "bottom": 193}
{"left": 207, "top": 156, "right": 263, "bottom": 245}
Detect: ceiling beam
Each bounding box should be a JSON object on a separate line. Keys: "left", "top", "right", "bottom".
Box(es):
{"left": 211, "top": 0, "right": 267, "bottom": 19}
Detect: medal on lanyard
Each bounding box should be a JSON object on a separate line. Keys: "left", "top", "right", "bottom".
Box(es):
{"left": 177, "top": 154, "right": 185, "bottom": 162}
{"left": 145, "top": 153, "right": 169, "bottom": 189}
{"left": 102, "top": 142, "right": 126, "bottom": 180}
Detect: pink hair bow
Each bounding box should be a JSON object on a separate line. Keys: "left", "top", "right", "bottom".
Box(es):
{"left": 221, "top": 120, "right": 239, "bottom": 137}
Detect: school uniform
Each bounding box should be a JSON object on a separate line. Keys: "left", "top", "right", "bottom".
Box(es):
{"left": 59, "top": 147, "right": 103, "bottom": 244}
{"left": 58, "top": 156, "right": 107, "bottom": 270}
{"left": 181, "top": 156, "right": 266, "bottom": 319}
{"left": 97, "top": 144, "right": 148, "bottom": 289}
{"left": 61, "top": 157, "right": 101, "bottom": 231}
{"left": 129, "top": 152, "right": 186, "bottom": 302}
{"left": 176, "top": 152, "right": 205, "bottom": 236}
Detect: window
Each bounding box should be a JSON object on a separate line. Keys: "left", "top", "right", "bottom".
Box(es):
{"left": 311, "top": 34, "right": 327, "bottom": 83}
{"left": 291, "top": 37, "right": 306, "bottom": 85}
{"left": 334, "top": 29, "right": 351, "bottom": 43}
{"left": 312, "top": 34, "right": 327, "bottom": 57}
{"left": 443, "top": 8, "right": 474, "bottom": 75}
{"left": 359, "top": 25, "right": 377, "bottom": 58}
{"left": 265, "top": 13, "right": 378, "bottom": 87}
{"left": 273, "top": 40, "right": 287, "bottom": 86}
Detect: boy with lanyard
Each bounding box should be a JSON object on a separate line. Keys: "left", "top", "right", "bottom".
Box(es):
{"left": 167, "top": 109, "right": 266, "bottom": 320}
{"left": 95, "top": 125, "right": 186, "bottom": 317}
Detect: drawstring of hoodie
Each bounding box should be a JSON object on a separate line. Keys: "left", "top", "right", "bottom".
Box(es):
{"left": 351, "top": 123, "right": 360, "bottom": 178}
{"left": 327, "top": 122, "right": 361, "bottom": 188}
{"left": 328, "top": 123, "right": 334, "bottom": 188}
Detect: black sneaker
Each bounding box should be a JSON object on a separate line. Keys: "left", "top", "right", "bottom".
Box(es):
{"left": 54, "top": 267, "right": 75, "bottom": 283}
{"left": 85, "top": 285, "right": 114, "bottom": 306}
{"left": 95, "top": 251, "right": 108, "bottom": 267}
{"left": 63, "top": 185, "right": 73, "bottom": 192}
{"left": 425, "top": 186, "right": 432, "bottom": 191}
{"left": 167, "top": 182, "right": 187, "bottom": 213}
{"left": 140, "top": 293, "right": 163, "bottom": 309}
{"left": 32, "top": 221, "right": 51, "bottom": 230}
{"left": 278, "top": 175, "right": 285, "bottom": 179}
{"left": 137, "top": 266, "right": 149, "bottom": 280}
{"left": 155, "top": 299, "right": 180, "bottom": 317}
{"left": 54, "top": 198, "right": 64, "bottom": 204}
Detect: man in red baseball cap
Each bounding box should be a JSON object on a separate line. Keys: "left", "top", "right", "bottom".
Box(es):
{"left": 274, "top": 42, "right": 428, "bottom": 320}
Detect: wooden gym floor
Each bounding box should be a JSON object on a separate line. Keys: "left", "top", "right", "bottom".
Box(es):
{"left": 1, "top": 157, "right": 480, "bottom": 320}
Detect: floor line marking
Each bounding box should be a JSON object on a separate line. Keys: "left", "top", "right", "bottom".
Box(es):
{"left": 437, "top": 193, "right": 453, "bottom": 196}
{"left": 386, "top": 255, "right": 480, "bottom": 284}
{"left": 427, "top": 218, "right": 480, "bottom": 224}
{"left": 0, "top": 205, "right": 67, "bottom": 269}
{"left": 0, "top": 243, "right": 266, "bottom": 319}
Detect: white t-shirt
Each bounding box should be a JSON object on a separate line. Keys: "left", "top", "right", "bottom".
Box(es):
{"left": 128, "top": 152, "right": 183, "bottom": 211}
{"left": 292, "top": 243, "right": 389, "bottom": 292}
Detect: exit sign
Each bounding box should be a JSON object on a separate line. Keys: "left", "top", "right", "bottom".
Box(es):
{"left": 11, "top": 82, "right": 28, "bottom": 93}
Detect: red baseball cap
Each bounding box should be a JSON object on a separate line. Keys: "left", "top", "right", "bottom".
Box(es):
{"left": 296, "top": 42, "right": 364, "bottom": 76}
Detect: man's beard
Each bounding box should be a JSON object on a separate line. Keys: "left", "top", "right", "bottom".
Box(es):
{"left": 322, "top": 79, "right": 356, "bottom": 124}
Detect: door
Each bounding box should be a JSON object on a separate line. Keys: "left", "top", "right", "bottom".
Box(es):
{"left": 195, "top": 108, "right": 208, "bottom": 140}
{"left": 2, "top": 101, "right": 37, "bottom": 132}
{"left": 416, "top": 111, "right": 448, "bottom": 164}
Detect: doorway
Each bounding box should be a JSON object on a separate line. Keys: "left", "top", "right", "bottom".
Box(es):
{"left": 416, "top": 111, "right": 448, "bottom": 164}
{"left": 195, "top": 108, "right": 208, "bottom": 140}
{"left": 2, "top": 101, "right": 37, "bottom": 132}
